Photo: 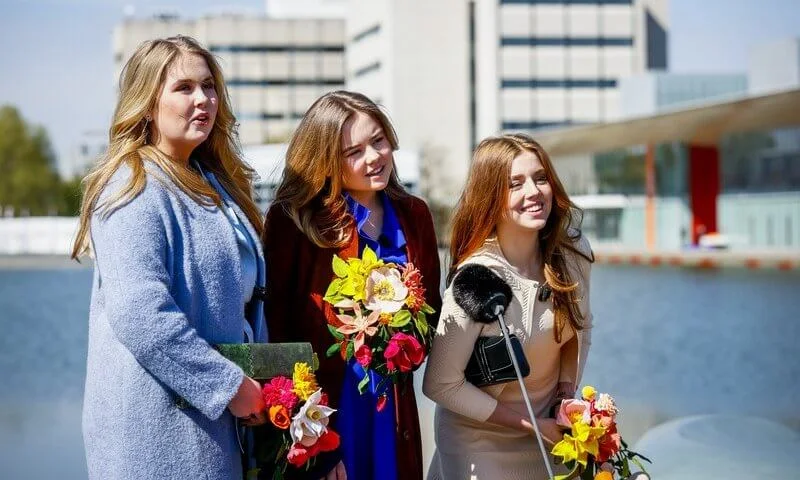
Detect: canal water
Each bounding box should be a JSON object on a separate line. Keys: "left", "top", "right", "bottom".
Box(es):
{"left": 1, "top": 263, "right": 799, "bottom": 478}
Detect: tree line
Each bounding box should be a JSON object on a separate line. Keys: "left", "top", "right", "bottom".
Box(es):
{"left": 0, "top": 105, "right": 83, "bottom": 217}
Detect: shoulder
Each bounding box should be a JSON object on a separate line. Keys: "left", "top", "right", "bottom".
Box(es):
{"left": 391, "top": 193, "right": 432, "bottom": 217}
{"left": 566, "top": 230, "right": 594, "bottom": 264}
{"left": 96, "top": 161, "right": 177, "bottom": 219}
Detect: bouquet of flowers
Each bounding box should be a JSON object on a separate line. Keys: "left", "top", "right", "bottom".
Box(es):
{"left": 254, "top": 362, "right": 340, "bottom": 479}
{"left": 551, "top": 386, "right": 651, "bottom": 480}
{"left": 322, "top": 246, "right": 436, "bottom": 402}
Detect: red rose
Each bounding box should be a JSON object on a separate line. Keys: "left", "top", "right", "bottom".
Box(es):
{"left": 287, "top": 443, "right": 310, "bottom": 467}
{"left": 355, "top": 344, "right": 373, "bottom": 368}
{"left": 316, "top": 430, "right": 341, "bottom": 453}
{"left": 383, "top": 333, "right": 424, "bottom": 373}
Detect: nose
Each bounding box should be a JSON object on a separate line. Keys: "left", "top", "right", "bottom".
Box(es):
{"left": 193, "top": 86, "right": 209, "bottom": 107}
{"left": 523, "top": 179, "right": 543, "bottom": 198}
{"left": 364, "top": 145, "right": 380, "bottom": 164}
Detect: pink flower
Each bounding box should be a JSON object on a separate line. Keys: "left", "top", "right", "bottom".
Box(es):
{"left": 262, "top": 376, "right": 299, "bottom": 411}
{"left": 336, "top": 304, "right": 380, "bottom": 351}
{"left": 287, "top": 443, "right": 310, "bottom": 467}
{"left": 555, "top": 399, "right": 592, "bottom": 428}
{"left": 384, "top": 333, "right": 424, "bottom": 373}
{"left": 355, "top": 344, "right": 372, "bottom": 368}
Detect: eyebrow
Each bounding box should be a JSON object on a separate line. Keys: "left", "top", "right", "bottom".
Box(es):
{"left": 171, "top": 75, "right": 214, "bottom": 84}
{"left": 342, "top": 130, "right": 384, "bottom": 154}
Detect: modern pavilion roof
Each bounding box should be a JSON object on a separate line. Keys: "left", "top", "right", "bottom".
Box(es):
{"left": 532, "top": 87, "right": 800, "bottom": 156}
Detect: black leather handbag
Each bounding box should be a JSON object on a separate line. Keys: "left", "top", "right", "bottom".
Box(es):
{"left": 465, "top": 333, "right": 530, "bottom": 388}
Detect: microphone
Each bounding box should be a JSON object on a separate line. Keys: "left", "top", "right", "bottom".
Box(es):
{"left": 452, "top": 264, "right": 512, "bottom": 323}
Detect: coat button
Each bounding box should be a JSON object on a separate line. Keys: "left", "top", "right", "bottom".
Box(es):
{"left": 403, "top": 430, "right": 411, "bottom": 440}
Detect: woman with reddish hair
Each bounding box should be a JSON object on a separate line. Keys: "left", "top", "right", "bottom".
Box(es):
{"left": 423, "top": 133, "right": 594, "bottom": 479}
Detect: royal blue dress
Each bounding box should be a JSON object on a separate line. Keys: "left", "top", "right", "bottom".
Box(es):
{"left": 338, "top": 192, "right": 407, "bottom": 480}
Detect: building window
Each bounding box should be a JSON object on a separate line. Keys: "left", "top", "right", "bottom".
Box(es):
{"left": 209, "top": 45, "right": 344, "bottom": 53}
{"left": 501, "top": 0, "right": 632, "bottom": 4}
{"left": 502, "top": 120, "right": 572, "bottom": 130}
{"left": 228, "top": 79, "right": 345, "bottom": 86}
{"left": 501, "top": 37, "right": 633, "bottom": 47}
{"left": 502, "top": 79, "right": 617, "bottom": 89}
{"left": 353, "top": 61, "right": 381, "bottom": 78}
{"left": 351, "top": 24, "right": 381, "bottom": 43}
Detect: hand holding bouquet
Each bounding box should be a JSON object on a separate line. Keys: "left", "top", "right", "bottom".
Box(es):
{"left": 323, "top": 246, "right": 435, "bottom": 400}
{"left": 551, "top": 386, "right": 651, "bottom": 480}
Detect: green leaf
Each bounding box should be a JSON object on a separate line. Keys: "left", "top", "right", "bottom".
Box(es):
{"left": 357, "top": 373, "right": 370, "bottom": 393}
{"left": 420, "top": 303, "right": 436, "bottom": 314}
{"left": 345, "top": 341, "right": 354, "bottom": 359}
{"left": 390, "top": 309, "right": 412, "bottom": 327}
{"left": 415, "top": 312, "right": 429, "bottom": 336}
{"left": 332, "top": 255, "right": 349, "bottom": 278}
{"left": 327, "top": 324, "right": 344, "bottom": 340}
{"left": 326, "top": 343, "right": 341, "bottom": 358}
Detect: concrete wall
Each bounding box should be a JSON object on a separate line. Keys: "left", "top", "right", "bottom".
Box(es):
{"left": 0, "top": 218, "right": 79, "bottom": 255}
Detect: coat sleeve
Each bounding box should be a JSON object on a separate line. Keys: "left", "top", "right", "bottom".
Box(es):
{"left": 90, "top": 179, "right": 243, "bottom": 420}
{"left": 412, "top": 197, "right": 442, "bottom": 329}
{"left": 262, "top": 204, "right": 301, "bottom": 343}
{"left": 422, "top": 289, "right": 499, "bottom": 423}
{"left": 559, "top": 235, "right": 594, "bottom": 386}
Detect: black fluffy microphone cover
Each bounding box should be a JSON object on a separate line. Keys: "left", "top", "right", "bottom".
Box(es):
{"left": 452, "top": 264, "right": 513, "bottom": 324}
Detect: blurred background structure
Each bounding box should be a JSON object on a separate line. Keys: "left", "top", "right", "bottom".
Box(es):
{"left": 1, "top": 1, "right": 800, "bottom": 479}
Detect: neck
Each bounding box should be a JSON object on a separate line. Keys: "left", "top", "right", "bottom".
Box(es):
{"left": 347, "top": 190, "right": 381, "bottom": 212}
{"left": 495, "top": 224, "right": 542, "bottom": 279}
{"left": 153, "top": 141, "right": 192, "bottom": 165}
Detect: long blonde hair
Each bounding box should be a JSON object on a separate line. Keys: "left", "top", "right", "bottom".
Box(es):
{"left": 71, "top": 36, "right": 263, "bottom": 259}
{"left": 449, "top": 134, "right": 592, "bottom": 341}
{"left": 271, "top": 90, "right": 407, "bottom": 248}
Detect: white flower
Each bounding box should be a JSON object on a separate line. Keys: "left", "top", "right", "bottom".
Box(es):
{"left": 595, "top": 393, "right": 619, "bottom": 415}
{"left": 290, "top": 389, "right": 336, "bottom": 447}
{"left": 363, "top": 266, "right": 408, "bottom": 314}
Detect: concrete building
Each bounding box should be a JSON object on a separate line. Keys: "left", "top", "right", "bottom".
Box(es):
{"left": 345, "top": 0, "right": 472, "bottom": 204}
{"left": 540, "top": 36, "right": 800, "bottom": 251}
{"left": 345, "top": 0, "right": 668, "bottom": 203}
{"left": 113, "top": 4, "right": 346, "bottom": 146}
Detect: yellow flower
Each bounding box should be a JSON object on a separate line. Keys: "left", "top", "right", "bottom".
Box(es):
{"left": 582, "top": 385, "right": 597, "bottom": 401}
{"left": 333, "top": 246, "right": 385, "bottom": 303}
{"left": 551, "top": 421, "right": 606, "bottom": 467}
{"left": 292, "top": 362, "right": 319, "bottom": 401}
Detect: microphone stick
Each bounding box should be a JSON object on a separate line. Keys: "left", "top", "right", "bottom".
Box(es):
{"left": 492, "top": 304, "right": 556, "bottom": 479}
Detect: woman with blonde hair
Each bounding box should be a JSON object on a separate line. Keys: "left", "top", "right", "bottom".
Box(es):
{"left": 262, "top": 90, "right": 442, "bottom": 480}
{"left": 73, "top": 36, "right": 267, "bottom": 479}
{"left": 423, "top": 134, "right": 594, "bottom": 479}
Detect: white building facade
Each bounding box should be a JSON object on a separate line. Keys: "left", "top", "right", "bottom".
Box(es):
{"left": 113, "top": 9, "right": 345, "bottom": 145}
{"left": 345, "top": 0, "right": 668, "bottom": 202}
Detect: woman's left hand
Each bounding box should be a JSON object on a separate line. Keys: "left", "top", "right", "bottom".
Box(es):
{"left": 241, "top": 410, "right": 269, "bottom": 427}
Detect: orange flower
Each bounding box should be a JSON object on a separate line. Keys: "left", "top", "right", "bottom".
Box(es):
{"left": 269, "top": 405, "right": 291, "bottom": 429}
{"left": 594, "top": 472, "right": 613, "bottom": 480}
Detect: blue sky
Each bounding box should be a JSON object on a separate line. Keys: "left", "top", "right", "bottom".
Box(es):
{"left": 1, "top": 0, "right": 799, "bottom": 176}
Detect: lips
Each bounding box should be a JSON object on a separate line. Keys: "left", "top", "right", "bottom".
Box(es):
{"left": 365, "top": 165, "right": 385, "bottom": 177}
{"left": 191, "top": 112, "right": 211, "bottom": 125}
{"left": 522, "top": 203, "right": 544, "bottom": 213}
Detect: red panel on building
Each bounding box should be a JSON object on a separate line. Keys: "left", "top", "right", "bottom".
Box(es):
{"left": 688, "top": 145, "right": 720, "bottom": 244}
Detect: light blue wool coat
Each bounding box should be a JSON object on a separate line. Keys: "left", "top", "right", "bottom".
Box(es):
{"left": 82, "top": 161, "right": 267, "bottom": 479}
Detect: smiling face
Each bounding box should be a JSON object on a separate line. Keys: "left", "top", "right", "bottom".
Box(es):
{"left": 340, "top": 111, "right": 394, "bottom": 205}
{"left": 498, "top": 150, "right": 553, "bottom": 233}
{"left": 151, "top": 52, "right": 218, "bottom": 162}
